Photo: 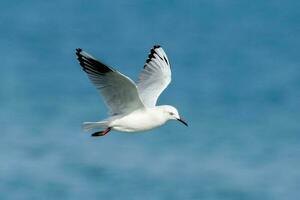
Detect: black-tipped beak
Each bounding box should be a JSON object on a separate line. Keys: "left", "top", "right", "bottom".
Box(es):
{"left": 177, "top": 118, "right": 188, "bottom": 127}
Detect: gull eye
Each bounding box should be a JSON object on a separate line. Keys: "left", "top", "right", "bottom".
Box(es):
{"left": 170, "top": 112, "right": 174, "bottom": 116}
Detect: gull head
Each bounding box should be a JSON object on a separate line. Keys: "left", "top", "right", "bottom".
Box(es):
{"left": 160, "top": 105, "right": 188, "bottom": 127}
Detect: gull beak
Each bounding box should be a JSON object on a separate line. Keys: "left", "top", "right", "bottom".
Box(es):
{"left": 177, "top": 117, "right": 188, "bottom": 127}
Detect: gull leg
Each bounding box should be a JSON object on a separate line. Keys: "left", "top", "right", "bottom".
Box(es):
{"left": 91, "top": 127, "right": 112, "bottom": 137}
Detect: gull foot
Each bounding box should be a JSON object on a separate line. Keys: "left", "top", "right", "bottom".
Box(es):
{"left": 91, "top": 127, "right": 112, "bottom": 137}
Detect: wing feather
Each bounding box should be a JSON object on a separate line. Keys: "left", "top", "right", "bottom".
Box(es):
{"left": 76, "top": 48, "right": 144, "bottom": 115}
{"left": 137, "top": 45, "right": 171, "bottom": 107}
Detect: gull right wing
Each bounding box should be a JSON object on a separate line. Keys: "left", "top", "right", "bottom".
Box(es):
{"left": 137, "top": 45, "right": 172, "bottom": 107}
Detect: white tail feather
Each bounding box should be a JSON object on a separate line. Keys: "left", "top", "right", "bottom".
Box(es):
{"left": 82, "top": 121, "right": 108, "bottom": 131}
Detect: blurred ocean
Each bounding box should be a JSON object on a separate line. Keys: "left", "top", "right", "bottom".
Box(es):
{"left": 1, "top": 0, "right": 299, "bottom": 199}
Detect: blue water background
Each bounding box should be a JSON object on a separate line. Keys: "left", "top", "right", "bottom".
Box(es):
{"left": 1, "top": 1, "right": 300, "bottom": 199}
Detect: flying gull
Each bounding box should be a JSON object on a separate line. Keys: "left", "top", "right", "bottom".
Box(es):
{"left": 75, "top": 45, "right": 187, "bottom": 136}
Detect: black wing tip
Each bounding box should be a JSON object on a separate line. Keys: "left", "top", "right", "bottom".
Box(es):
{"left": 144, "top": 45, "right": 163, "bottom": 66}
{"left": 75, "top": 48, "right": 84, "bottom": 65}
{"left": 76, "top": 48, "right": 83, "bottom": 59}
{"left": 76, "top": 48, "right": 82, "bottom": 54}
{"left": 75, "top": 49, "right": 113, "bottom": 74}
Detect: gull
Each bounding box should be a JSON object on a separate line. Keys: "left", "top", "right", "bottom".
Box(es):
{"left": 75, "top": 45, "right": 188, "bottom": 137}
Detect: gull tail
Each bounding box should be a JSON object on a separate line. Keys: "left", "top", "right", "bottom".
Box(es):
{"left": 82, "top": 121, "right": 109, "bottom": 131}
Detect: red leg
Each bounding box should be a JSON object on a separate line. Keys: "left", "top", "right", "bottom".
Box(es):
{"left": 91, "top": 127, "right": 112, "bottom": 137}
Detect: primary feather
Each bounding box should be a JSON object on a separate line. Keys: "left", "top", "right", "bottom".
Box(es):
{"left": 137, "top": 45, "right": 171, "bottom": 107}
{"left": 76, "top": 48, "right": 145, "bottom": 115}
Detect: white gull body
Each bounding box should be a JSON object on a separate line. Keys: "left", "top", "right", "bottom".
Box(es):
{"left": 76, "top": 45, "right": 187, "bottom": 136}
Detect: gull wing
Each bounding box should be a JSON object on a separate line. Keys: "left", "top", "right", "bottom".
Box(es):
{"left": 137, "top": 45, "right": 171, "bottom": 107}
{"left": 76, "top": 48, "right": 144, "bottom": 115}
